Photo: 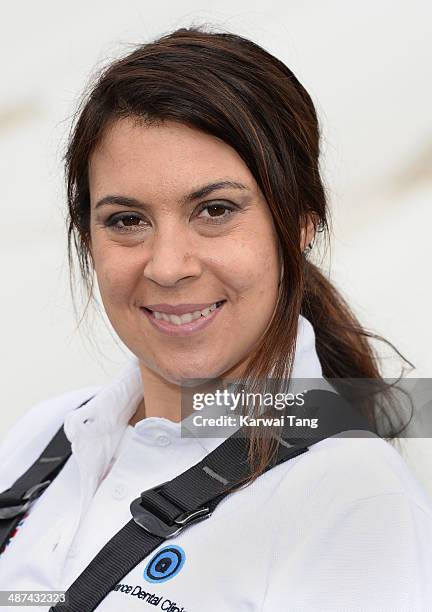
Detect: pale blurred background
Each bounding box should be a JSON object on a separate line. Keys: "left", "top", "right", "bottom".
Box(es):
{"left": 1, "top": 1, "right": 431, "bottom": 491}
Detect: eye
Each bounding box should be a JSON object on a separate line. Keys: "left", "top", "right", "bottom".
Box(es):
{"left": 103, "top": 200, "right": 238, "bottom": 233}
{"left": 196, "top": 201, "right": 237, "bottom": 223}
{"left": 104, "top": 213, "right": 148, "bottom": 233}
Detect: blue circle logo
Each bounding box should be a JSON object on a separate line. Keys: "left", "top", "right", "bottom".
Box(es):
{"left": 144, "top": 545, "right": 186, "bottom": 583}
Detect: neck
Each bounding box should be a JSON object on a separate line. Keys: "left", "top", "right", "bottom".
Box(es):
{"left": 130, "top": 351, "right": 253, "bottom": 426}
{"left": 130, "top": 367, "right": 181, "bottom": 425}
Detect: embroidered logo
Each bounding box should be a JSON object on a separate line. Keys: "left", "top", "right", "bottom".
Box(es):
{"left": 143, "top": 545, "right": 186, "bottom": 583}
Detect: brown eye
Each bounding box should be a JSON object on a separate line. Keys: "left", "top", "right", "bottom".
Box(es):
{"left": 206, "top": 204, "right": 228, "bottom": 217}
{"left": 120, "top": 215, "right": 141, "bottom": 226}
{"left": 197, "top": 202, "right": 236, "bottom": 223}
{"left": 105, "top": 213, "right": 148, "bottom": 232}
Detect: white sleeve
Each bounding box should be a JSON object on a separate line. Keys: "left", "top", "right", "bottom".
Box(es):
{"left": 262, "top": 491, "right": 432, "bottom": 611}
{"left": 0, "top": 387, "right": 101, "bottom": 485}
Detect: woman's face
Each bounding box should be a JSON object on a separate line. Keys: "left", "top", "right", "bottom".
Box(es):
{"left": 88, "top": 117, "right": 281, "bottom": 385}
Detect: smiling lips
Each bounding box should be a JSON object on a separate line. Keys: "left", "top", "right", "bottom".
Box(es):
{"left": 144, "top": 301, "right": 225, "bottom": 315}
{"left": 140, "top": 300, "right": 226, "bottom": 334}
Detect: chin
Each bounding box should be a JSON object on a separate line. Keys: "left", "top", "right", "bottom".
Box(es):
{"left": 159, "top": 363, "right": 225, "bottom": 387}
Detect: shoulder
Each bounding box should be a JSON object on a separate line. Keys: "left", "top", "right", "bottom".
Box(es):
{"left": 278, "top": 434, "right": 432, "bottom": 516}
{"left": 0, "top": 386, "right": 102, "bottom": 490}
{"left": 263, "top": 436, "right": 432, "bottom": 610}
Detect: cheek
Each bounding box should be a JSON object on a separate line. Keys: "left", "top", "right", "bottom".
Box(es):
{"left": 93, "top": 248, "right": 138, "bottom": 305}
{"left": 232, "top": 234, "right": 279, "bottom": 293}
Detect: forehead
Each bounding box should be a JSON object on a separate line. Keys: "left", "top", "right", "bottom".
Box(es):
{"left": 88, "top": 117, "right": 257, "bottom": 199}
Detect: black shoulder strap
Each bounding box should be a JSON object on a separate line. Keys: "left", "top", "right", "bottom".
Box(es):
{"left": 0, "top": 396, "right": 95, "bottom": 555}
{"left": 0, "top": 389, "right": 373, "bottom": 612}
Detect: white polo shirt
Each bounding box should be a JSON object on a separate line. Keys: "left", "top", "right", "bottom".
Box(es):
{"left": 1, "top": 315, "right": 432, "bottom": 611}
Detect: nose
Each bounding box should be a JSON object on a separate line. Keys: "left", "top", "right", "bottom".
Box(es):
{"left": 142, "top": 224, "right": 202, "bottom": 286}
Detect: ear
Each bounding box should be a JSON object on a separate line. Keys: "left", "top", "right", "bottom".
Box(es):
{"left": 300, "top": 213, "right": 318, "bottom": 251}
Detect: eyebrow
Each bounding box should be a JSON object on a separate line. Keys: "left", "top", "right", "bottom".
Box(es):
{"left": 94, "top": 180, "right": 250, "bottom": 210}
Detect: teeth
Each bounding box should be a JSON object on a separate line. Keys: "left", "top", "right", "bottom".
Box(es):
{"left": 152, "top": 302, "right": 222, "bottom": 325}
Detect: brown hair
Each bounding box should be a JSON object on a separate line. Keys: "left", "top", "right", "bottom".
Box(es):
{"left": 65, "top": 25, "right": 413, "bottom": 491}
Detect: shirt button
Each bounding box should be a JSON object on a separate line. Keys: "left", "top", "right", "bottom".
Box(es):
{"left": 112, "top": 482, "right": 128, "bottom": 500}
{"left": 156, "top": 434, "right": 171, "bottom": 446}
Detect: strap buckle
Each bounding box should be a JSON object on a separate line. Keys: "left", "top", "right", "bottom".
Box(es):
{"left": 130, "top": 486, "right": 212, "bottom": 538}
{"left": 0, "top": 480, "right": 51, "bottom": 520}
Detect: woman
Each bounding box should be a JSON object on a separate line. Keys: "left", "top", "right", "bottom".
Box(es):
{"left": 0, "top": 25, "right": 431, "bottom": 611}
